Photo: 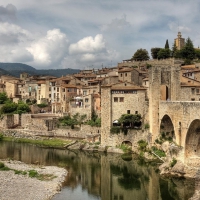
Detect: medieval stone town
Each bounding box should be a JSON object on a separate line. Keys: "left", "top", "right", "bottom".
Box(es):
{"left": 1, "top": 32, "right": 200, "bottom": 199}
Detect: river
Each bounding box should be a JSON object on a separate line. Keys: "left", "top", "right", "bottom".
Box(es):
{"left": 0, "top": 141, "right": 196, "bottom": 200}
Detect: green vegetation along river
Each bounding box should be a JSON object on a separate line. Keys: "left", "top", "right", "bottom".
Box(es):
{"left": 0, "top": 141, "right": 196, "bottom": 200}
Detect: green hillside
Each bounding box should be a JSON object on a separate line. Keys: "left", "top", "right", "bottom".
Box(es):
{"left": 0, "top": 63, "right": 80, "bottom": 77}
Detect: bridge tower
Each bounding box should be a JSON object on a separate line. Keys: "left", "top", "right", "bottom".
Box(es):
{"left": 148, "top": 59, "right": 182, "bottom": 141}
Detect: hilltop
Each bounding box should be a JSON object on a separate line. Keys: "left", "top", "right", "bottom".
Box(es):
{"left": 0, "top": 63, "right": 80, "bottom": 77}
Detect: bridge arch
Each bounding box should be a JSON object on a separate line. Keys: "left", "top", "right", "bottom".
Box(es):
{"left": 185, "top": 119, "right": 200, "bottom": 161}
{"left": 159, "top": 114, "right": 176, "bottom": 141}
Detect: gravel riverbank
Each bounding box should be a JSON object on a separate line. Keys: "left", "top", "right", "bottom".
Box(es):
{"left": 0, "top": 159, "right": 67, "bottom": 200}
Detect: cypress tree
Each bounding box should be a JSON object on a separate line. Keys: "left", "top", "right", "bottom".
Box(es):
{"left": 165, "top": 39, "right": 169, "bottom": 49}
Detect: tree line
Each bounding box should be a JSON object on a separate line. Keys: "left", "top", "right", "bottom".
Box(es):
{"left": 131, "top": 37, "right": 200, "bottom": 65}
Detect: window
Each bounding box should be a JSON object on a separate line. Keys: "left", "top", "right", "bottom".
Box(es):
{"left": 119, "top": 97, "right": 124, "bottom": 102}
{"left": 57, "top": 88, "right": 59, "bottom": 92}
{"left": 114, "top": 97, "right": 118, "bottom": 102}
{"left": 85, "top": 98, "right": 89, "bottom": 102}
{"left": 83, "top": 91, "right": 87, "bottom": 95}
{"left": 125, "top": 73, "right": 127, "bottom": 77}
{"left": 191, "top": 98, "right": 195, "bottom": 101}
{"left": 121, "top": 73, "right": 122, "bottom": 77}
{"left": 196, "top": 89, "right": 199, "bottom": 93}
{"left": 135, "top": 111, "right": 138, "bottom": 114}
{"left": 49, "top": 94, "right": 51, "bottom": 98}
{"left": 63, "top": 88, "right": 65, "bottom": 92}
{"left": 54, "top": 87, "right": 56, "bottom": 91}
{"left": 191, "top": 88, "right": 195, "bottom": 94}
{"left": 127, "top": 110, "right": 130, "bottom": 114}
{"left": 49, "top": 87, "right": 51, "bottom": 91}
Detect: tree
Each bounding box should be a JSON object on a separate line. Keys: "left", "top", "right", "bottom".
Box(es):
{"left": 132, "top": 49, "right": 149, "bottom": 61}
{"left": 17, "top": 103, "right": 30, "bottom": 114}
{"left": 157, "top": 48, "right": 171, "bottom": 59}
{"left": 118, "top": 114, "right": 142, "bottom": 128}
{"left": 72, "top": 113, "right": 87, "bottom": 127}
{"left": 151, "top": 48, "right": 162, "bottom": 59}
{"left": 165, "top": 39, "right": 169, "bottom": 49}
{"left": 195, "top": 49, "right": 200, "bottom": 59}
{"left": 171, "top": 42, "right": 178, "bottom": 57}
{"left": 1, "top": 102, "right": 18, "bottom": 113}
{"left": 180, "top": 37, "right": 195, "bottom": 61}
{"left": 0, "top": 92, "right": 8, "bottom": 104}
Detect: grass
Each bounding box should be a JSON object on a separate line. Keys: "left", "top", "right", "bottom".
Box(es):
{"left": 117, "top": 144, "right": 132, "bottom": 153}
{"left": 0, "top": 162, "right": 10, "bottom": 171}
{"left": 0, "top": 162, "right": 56, "bottom": 181}
{"left": 3, "top": 137, "right": 71, "bottom": 148}
{"left": 28, "top": 170, "right": 56, "bottom": 181}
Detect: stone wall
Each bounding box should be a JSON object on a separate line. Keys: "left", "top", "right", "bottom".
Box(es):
{"left": 180, "top": 87, "right": 200, "bottom": 101}
{"left": 1, "top": 124, "right": 101, "bottom": 142}
{"left": 101, "top": 86, "right": 112, "bottom": 146}
{"left": 111, "top": 90, "right": 147, "bottom": 121}
{"left": 21, "top": 114, "right": 57, "bottom": 131}
{"left": 118, "top": 58, "right": 184, "bottom": 68}
{"left": 105, "top": 129, "right": 149, "bottom": 151}
{"left": 54, "top": 125, "right": 100, "bottom": 140}
{"left": 0, "top": 115, "right": 14, "bottom": 128}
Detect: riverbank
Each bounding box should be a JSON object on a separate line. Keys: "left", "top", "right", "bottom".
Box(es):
{"left": 0, "top": 159, "right": 67, "bottom": 200}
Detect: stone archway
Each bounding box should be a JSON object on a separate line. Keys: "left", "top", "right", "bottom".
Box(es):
{"left": 159, "top": 115, "right": 175, "bottom": 141}
{"left": 185, "top": 120, "right": 200, "bottom": 161}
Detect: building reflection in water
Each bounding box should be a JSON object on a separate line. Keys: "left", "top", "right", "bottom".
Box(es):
{"left": 0, "top": 141, "right": 196, "bottom": 200}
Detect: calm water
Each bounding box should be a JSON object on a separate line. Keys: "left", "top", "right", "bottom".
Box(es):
{"left": 0, "top": 141, "right": 196, "bottom": 200}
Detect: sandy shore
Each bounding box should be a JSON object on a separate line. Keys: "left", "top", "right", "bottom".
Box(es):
{"left": 0, "top": 159, "right": 67, "bottom": 200}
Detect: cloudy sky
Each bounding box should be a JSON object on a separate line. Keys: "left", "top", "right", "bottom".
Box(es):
{"left": 0, "top": 0, "right": 200, "bottom": 69}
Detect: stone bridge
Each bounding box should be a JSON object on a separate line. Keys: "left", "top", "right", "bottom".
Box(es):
{"left": 158, "top": 101, "right": 200, "bottom": 165}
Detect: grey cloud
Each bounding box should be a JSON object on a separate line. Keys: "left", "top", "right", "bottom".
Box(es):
{"left": 0, "top": 4, "right": 17, "bottom": 22}
{"left": 101, "top": 15, "right": 131, "bottom": 32}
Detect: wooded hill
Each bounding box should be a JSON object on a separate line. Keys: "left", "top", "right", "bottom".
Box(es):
{"left": 0, "top": 63, "right": 80, "bottom": 77}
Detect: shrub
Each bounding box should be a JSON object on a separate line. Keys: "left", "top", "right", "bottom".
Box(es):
{"left": 0, "top": 162, "right": 10, "bottom": 171}
{"left": 110, "top": 126, "right": 120, "bottom": 134}
{"left": 29, "top": 170, "right": 38, "bottom": 178}
{"left": 37, "top": 103, "right": 48, "bottom": 108}
{"left": 0, "top": 133, "right": 3, "bottom": 141}
{"left": 170, "top": 158, "right": 177, "bottom": 167}
{"left": 144, "top": 123, "right": 150, "bottom": 129}
{"left": 1, "top": 102, "right": 18, "bottom": 113}
{"left": 0, "top": 92, "right": 8, "bottom": 104}
{"left": 118, "top": 144, "right": 131, "bottom": 153}
{"left": 151, "top": 146, "right": 166, "bottom": 157}
{"left": 138, "top": 140, "right": 148, "bottom": 151}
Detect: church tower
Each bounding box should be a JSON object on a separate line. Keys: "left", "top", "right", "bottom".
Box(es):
{"left": 174, "top": 32, "right": 185, "bottom": 50}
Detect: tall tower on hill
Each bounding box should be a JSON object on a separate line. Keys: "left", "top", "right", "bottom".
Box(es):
{"left": 174, "top": 32, "right": 185, "bottom": 50}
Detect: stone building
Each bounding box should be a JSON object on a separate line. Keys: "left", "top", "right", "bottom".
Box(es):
{"left": 101, "top": 81, "right": 148, "bottom": 146}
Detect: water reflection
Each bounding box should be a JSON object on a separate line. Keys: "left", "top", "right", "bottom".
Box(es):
{"left": 0, "top": 141, "right": 196, "bottom": 200}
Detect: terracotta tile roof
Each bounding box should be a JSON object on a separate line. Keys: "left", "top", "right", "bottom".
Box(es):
{"left": 118, "top": 68, "right": 133, "bottom": 72}
{"left": 37, "top": 81, "right": 46, "bottom": 84}
{"left": 181, "top": 83, "right": 200, "bottom": 87}
{"left": 111, "top": 85, "right": 146, "bottom": 90}
{"left": 181, "top": 65, "right": 196, "bottom": 69}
